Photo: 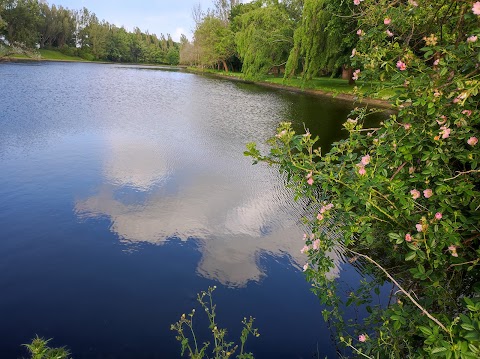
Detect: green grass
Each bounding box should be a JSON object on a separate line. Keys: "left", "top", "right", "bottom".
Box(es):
{"left": 9, "top": 53, "right": 30, "bottom": 59}
{"left": 39, "top": 49, "right": 85, "bottom": 61}
{"left": 1, "top": 47, "right": 86, "bottom": 61}
{"left": 265, "top": 76, "right": 397, "bottom": 100}
{"left": 266, "top": 76, "right": 355, "bottom": 93}
{"left": 188, "top": 67, "right": 245, "bottom": 79}
{"left": 205, "top": 70, "right": 397, "bottom": 100}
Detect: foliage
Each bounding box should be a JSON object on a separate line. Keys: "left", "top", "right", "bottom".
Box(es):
{"left": 194, "top": 14, "right": 236, "bottom": 71}
{"left": 285, "top": 0, "right": 358, "bottom": 81}
{"left": 37, "top": 3, "right": 76, "bottom": 49}
{"left": 1, "top": 0, "right": 42, "bottom": 47}
{"left": 235, "top": 1, "right": 295, "bottom": 80}
{"left": 171, "top": 286, "right": 259, "bottom": 359}
{"left": 23, "top": 336, "right": 71, "bottom": 359}
{"left": 184, "top": 0, "right": 361, "bottom": 81}
{"left": 245, "top": 0, "right": 480, "bottom": 357}
{"left": 0, "top": 0, "right": 180, "bottom": 64}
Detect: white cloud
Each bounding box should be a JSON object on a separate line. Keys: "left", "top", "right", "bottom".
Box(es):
{"left": 172, "top": 27, "right": 189, "bottom": 42}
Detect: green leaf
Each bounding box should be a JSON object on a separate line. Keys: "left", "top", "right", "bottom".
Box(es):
{"left": 419, "top": 326, "right": 433, "bottom": 336}
{"left": 461, "top": 323, "right": 475, "bottom": 331}
{"left": 405, "top": 251, "right": 417, "bottom": 261}
{"left": 431, "top": 347, "right": 448, "bottom": 354}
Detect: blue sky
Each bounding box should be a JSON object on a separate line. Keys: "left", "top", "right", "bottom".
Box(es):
{"left": 51, "top": 0, "right": 219, "bottom": 41}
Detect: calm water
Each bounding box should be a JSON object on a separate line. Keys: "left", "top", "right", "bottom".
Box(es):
{"left": 0, "top": 62, "right": 373, "bottom": 358}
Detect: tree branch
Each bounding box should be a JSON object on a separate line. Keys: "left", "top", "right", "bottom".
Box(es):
{"left": 345, "top": 248, "right": 450, "bottom": 333}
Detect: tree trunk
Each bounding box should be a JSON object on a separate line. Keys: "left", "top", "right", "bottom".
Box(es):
{"left": 342, "top": 66, "right": 355, "bottom": 85}
{"left": 221, "top": 59, "right": 228, "bottom": 73}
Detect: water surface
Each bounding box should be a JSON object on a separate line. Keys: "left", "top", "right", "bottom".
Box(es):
{"left": 1, "top": 62, "right": 371, "bottom": 358}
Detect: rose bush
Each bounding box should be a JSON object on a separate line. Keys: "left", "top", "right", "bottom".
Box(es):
{"left": 246, "top": 1, "right": 479, "bottom": 357}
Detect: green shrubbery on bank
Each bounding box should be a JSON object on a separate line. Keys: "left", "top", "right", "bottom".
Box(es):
{"left": 246, "top": 1, "right": 480, "bottom": 357}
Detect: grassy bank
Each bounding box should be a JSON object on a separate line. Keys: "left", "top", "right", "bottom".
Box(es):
{"left": 187, "top": 68, "right": 395, "bottom": 106}
{"left": 38, "top": 49, "right": 86, "bottom": 61}
{"left": 0, "top": 47, "right": 88, "bottom": 62}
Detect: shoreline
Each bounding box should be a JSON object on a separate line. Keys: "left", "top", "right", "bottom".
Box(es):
{"left": 184, "top": 69, "right": 392, "bottom": 109}
{"left": 0, "top": 56, "right": 188, "bottom": 69}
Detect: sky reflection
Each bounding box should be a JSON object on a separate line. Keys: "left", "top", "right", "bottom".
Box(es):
{"left": 75, "top": 134, "right": 341, "bottom": 286}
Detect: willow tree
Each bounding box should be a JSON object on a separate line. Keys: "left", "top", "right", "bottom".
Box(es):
{"left": 285, "top": 0, "right": 357, "bottom": 82}
{"left": 235, "top": 2, "right": 295, "bottom": 80}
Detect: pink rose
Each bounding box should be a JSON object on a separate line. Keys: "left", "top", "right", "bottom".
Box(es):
{"left": 435, "top": 212, "right": 442, "bottom": 220}
{"left": 358, "top": 166, "right": 366, "bottom": 176}
{"left": 423, "top": 189, "right": 433, "bottom": 198}
{"left": 317, "top": 213, "right": 324, "bottom": 221}
{"left": 473, "top": 2, "right": 480, "bottom": 16}
{"left": 306, "top": 172, "right": 314, "bottom": 185}
{"left": 359, "top": 334, "right": 367, "bottom": 342}
{"left": 416, "top": 223, "right": 423, "bottom": 232}
{"left": 410, "top": 189, "right": 420, "bottom": 199}
{"left": 448, "top": 245, "right": 458, "bottom": 257}
{"left": 468, "top": 137, "right": 478, "bottom": 146}
{"left": 462, "top": 110, "right": 472, "bottom": 116}
{"left": 403, "top": 123, "right": 411, "bottom": 130}
{"left": 357, "top": 29, "right": 364, "bottom": 36}
{"left": 405, "top": 233, "right": 412, "bottom": 242}
{"left": 467, "top": 35, "right": 478, "bottom": 43}
{"left": 440, "top": 126, "right": 450, "bottom": 139}
{"left": 384, "top": 18, "right": 391, "bottom": 25}
{"left": 361, "top": 154, "right": 371, "bottom": 165}
{"left": 386, "top": 30, "right": 394, "bottom": 37}
{"left": 352, "top": 69, "right": 361, "bottom": 81}
{"left": 436, "top": 115, "right": 447, "bottom": 125}
{"left": 396, "top": 61, "right": 407, "bottom": 71}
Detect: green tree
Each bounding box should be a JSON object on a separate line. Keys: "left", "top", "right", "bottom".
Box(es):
{"left": 0, "top": 0, "right": 8, "bottom": 34}
{"left": 285, "top": 0, "right": 357, "bottom": 82}
{"left": 106, "top": 25, "right": 130, "bottom": 62}
{"left": 235, "top": 1, "right": 295, "bottom": 80}
{"left": 179, "top": 34, "right": 197, "bottom": 65}
{"left": 194, "top": 14, "right": 236, "bottom": 71}
{"left": 166, "top": 46, "right": 179, "bottom": 65}
{"left": 37, "top": 4, "right": 76, "bottom": 49}
{"left": 1, "top": 0, "right": 42, "bottom": 47}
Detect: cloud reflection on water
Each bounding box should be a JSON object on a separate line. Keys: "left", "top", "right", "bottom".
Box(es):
{"left": 75, "top": 134, "right": 341, "bottom": 287}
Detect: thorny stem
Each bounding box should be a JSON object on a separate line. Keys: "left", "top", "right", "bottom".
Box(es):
{"left": 346, "top": 248, "right": 450, "bottom": 334}
{"left": 343, "top": 340, "right": 375, "bottom": 359}
{"left": 443, "top": 169, "right": 480, "bottom": 181}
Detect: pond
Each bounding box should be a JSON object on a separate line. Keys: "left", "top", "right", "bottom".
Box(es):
{"left": 0, "top": 62, "right": 378, "bottom": 358}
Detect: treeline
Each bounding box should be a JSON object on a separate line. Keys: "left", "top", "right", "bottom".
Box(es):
{"left": 0, "top": 0, "right": 180, "bottom": 64}
{"left": 181, "top": 0, "right": 358, "bottom": 81}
